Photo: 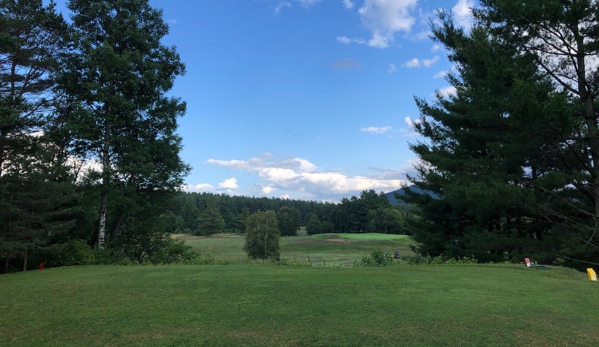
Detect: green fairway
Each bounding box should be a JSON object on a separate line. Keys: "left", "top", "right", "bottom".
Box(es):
{"left": 174, "top": 231, "right": 415, "bottom": 266}
{"left": 1, "top": 265, "right": 597, "bottom": 346}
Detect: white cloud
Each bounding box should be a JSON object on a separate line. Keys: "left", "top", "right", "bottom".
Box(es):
{"left": 297, "top": 0, "right": 322, "bottom": 8}
{"left": 274, "top": 2, "right": 292, "bottom": 15}
{"left": 356, "top": 0, "right": 419, "bottom": 48}
{"left": 360, "top": 126, "right": 392, "bottom": 134}
{"left": 388, "top": 63, "right": 397, "bottom": 73}
{"left": 166, "top": 19, "right": 177, "bottom": 25}
{"left": 403, "top": 58, "right": 420, "bottom": 68}
{"left": 207, "top": 154, "right": 408, "bottom": 200}
{"left": 438, "top": 86, "right": 457, "bottom": 97}
{"left": 452, "top": 0, "right": 475, "bottom": 30}
{"left": 281, "top": 194, "right": 291, "bottom": 200}
{"left": 402, "top": 56, "right": 438, "bottom": 68}
{"left": 261, "top": 186, "right": 277, "bottom": 195}
{"left": 431, "top": 44, "right": 441, "bottom": 52}
{"left": 404, "top": 116, "right": 420, "bottom": 128}
{"left": 422, "top": 56, "right": 439, "bottom": 67}
{"left": 433, "top": 70, "right": 447, "bottom": 79}
{"left": 218, "top": 177, "right": 239, "bottom": 192}
{"left": 182, "top": 183, "right": 214, "bottom": 193}
{"left": 343, "top": 0, "right": 354, "bottom": 9}
{"left": 336, "top": 36, "right": 367, "bottom": 45}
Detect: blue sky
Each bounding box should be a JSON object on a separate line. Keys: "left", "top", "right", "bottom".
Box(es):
{"left": 53, "top": 0, "right": 475, "bottom": 201}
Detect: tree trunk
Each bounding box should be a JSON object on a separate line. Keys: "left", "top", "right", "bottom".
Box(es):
{"left": 97, "top": 115, "right": 111, "bottom": 249}
{"left": 22, "top": 248, "right": 27, "bottom": 272}
{"left": 5, "top": 256, "right": 9, "bottom": 273}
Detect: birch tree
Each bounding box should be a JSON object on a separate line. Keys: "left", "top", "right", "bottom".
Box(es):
{"left": 59, "top": 0, "right": 188, "bottom": 249}
{"left": 243, "top": 211, "right": 280, "bottom": 260}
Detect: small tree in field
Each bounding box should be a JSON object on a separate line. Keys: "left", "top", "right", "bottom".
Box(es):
{"left": 306, "top": 214, "right": 322, "bottom": 235}
{"left": 243, "top": 210, "right": 280, "bottom": 260}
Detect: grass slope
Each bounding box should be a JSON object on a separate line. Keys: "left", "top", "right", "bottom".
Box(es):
{"left": 1, "top": 265, "right": 597, "bottom": 346}
{"left": 174, "top": 231, "right": 415, "bottom": 267}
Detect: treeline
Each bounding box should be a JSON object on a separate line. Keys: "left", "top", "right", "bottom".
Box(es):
{"left": 0, "top": 0, "right": 192, "bottom": 273}
{"left": 162, "top": 190, "right": 417, "bottom": 236}
{"left": 403, "top": 1, "right": 599, "bottom": 270}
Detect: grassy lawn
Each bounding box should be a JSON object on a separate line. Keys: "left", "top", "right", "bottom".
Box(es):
{"left": 1, "top": 264, "right": 597, "bottom": 346}
{"left": 173, "top": 231, "right": 415, "bottom": 267}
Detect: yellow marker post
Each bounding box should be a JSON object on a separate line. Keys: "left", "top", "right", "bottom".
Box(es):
{"left": 587, "top": 268, "right": 597, "bottom": 281}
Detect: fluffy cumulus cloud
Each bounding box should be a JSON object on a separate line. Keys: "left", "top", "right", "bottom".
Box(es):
{"left": 452, "top": 0, "right": 475, "bottom": 30}
{"left": 357, "top": 0, "right": 419, "bottom": 48}
{"left": 206, "top": 154, "right": 407, "bottom": 200}
{"left": 433, "top": 70, "right": 447, "bottom": 79}
{"left": 342, "top": 0, "right": 354, "bottom": 9}
{"left": 218, "top": 177, "right": 239, "bottom": 193}
{"left": 182, "top": 183, "right": 214, "bottom": 193}
{"left": 331, "top": 58, "right": 363, "bottom": 70}
{"left": 402, "top": 56, "right": 438, "bottom": 68}
{"left": 438, "top": 86, "right": 457, "bottom": 97}
{"left": 431, "top": 44, "right": 441, "bottom": 52}
{"left": 360, "top": 126, "right": 392, "bottom": 134}
{"left": 260, "top": 186, "right": 277, "bottom": 195}
{"left": 402, "top": 58, "right": 420, "bottom": 68}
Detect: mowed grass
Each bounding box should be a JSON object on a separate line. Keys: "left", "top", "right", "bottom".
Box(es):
{"left": 1, "top": 264, "right": 598, "bottom": 346}
{"left": 174, "top": 230, "right": 415, "bottom": 266}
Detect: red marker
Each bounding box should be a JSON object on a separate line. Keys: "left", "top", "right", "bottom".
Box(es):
{"left": 524, "top": 258, "right": 531, "bottom": 267}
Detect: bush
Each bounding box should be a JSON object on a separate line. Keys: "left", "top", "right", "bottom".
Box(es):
{"left": 355, "top": 248, "right": 394, "bottom": 267}
{"left": 56, "top": 239, "right": 96, "bottom": 267}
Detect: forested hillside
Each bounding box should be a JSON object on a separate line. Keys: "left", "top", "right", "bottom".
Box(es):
{"left": 161, "top": 189, "right": 416, "bottom": 236}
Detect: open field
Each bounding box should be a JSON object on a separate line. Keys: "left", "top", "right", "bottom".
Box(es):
{"left": 173, "top": 231, "right": 415, "bottom": 266}
{"left": 1, "top": 264, "right": 597, "bottom": 346}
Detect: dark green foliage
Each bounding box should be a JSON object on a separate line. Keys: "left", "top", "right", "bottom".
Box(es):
{"left": 404, "top": 4, "right": 599, "bottom": 267}
{"left": 56, "top": 239, "right": 96, "bottom": 266}
{"left": 276, "top": 205, "right": 301, "bottom": 236}
{"left": 367, "top": 207, "right": 403, "bottom": 234}
{"left": 59, "top": 0, "right": 189, "bottom": 249}
{"left": 306, "top": 214, "right": 322, "bottom": 235}
{"left": 243, "top": 210, "right": 280, "bottom": 260}
{"left": 196, "top": 201, "right": 225, "bottom": 236}
{"left": 354, "top": 248, "right": 394, "bottom": 267}
{"left": 234, "top": 207, "right": 250, "bottom": 233}
{"left": 321, "top": 221, "right": 334, "bottom": 234}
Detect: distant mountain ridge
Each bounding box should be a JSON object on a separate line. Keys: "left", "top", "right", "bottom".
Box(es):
{"left": 385, "top": 185, "right": 437, "bottom": 205}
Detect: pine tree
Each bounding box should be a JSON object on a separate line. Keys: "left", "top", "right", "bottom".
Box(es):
{"left": 58, "top": 0, "right": 189, "bottom": 249}
{"left": 0, "top": 0, "right": 76, "bottom": 271}
{"left": 235, "top": 207, "right": 250, "bottom": 233}
{"left": 197, "top": 201, "right": 225, "bottom": 236}
{"left": 276, "top": 205, "right": 300, "bottom": 237}
{"left": 306, "top": 214, "right": 322, "bottom": 236}
{"left": 404, "top": 11, "right": 581, "bottom": 264}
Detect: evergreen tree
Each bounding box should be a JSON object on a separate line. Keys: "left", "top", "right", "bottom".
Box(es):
{"left": 0, "top": 0, "right": 77, "bottom": 271}
{"left": 276, "top": 205, "right": 300, "bottom": 236}
{"left": 243, "top": 210, "right": 280, "bottom": 260}
{"left": 58, "top": 0, "right": 189, "bottom": 249}
{"left": 306, "top": 214, "right": 322, "bottom": 235}
{"left": 235, "top": 207, "right": 250, "bottom": 233}
{"left": 404, "top": 10, "right": 582, "bottom": 264}
{"left": 197, "top": 201, "right": 225, "bottom": 236}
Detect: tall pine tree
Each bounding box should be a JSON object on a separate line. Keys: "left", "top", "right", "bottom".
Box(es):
{"left": 58, "top": 0, "right": 189, "bottom": 249}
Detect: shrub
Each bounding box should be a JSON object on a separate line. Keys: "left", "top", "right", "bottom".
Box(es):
{"left": 56, "top": 239, "right": 96, "bottom": 267}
